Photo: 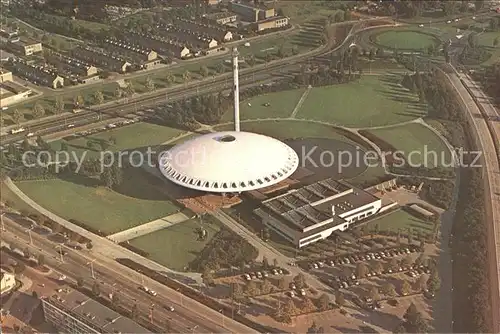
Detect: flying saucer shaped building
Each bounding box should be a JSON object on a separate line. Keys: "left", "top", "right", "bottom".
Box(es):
{"left": 158, "top": 47, "right": 299, "bottom": 193}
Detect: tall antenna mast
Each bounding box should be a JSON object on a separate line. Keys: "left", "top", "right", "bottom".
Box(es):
{"left": 232, "top": 47, "right": 240, "bottom": 132}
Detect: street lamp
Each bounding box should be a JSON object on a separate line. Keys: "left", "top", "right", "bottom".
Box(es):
{"left": 86, "top": 259, "right": 96, "bottom": 279}
{"left": 218, "top": 309, "right": 225, "bottom": 327}
{"left": 55, "top": 244, "right": 65, "bottom": 262}
{"left": 176, "top": 288, "right": 183, "bottom": 306}
{"left": 1, "top": 212, "right": 6, "bottom": 231}
{"left": 25, "top": 226, "right": 33, "bottom": 245}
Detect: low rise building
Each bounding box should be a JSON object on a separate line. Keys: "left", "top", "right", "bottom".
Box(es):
{"left": 70, "top": 47, "right": 131, "bottom": 73}
{"left": 1, "top": 269, "right": 16, "bottom": 296}
{"left": 0, "top": 68, "right": 13, "bottom": 82}
{"left": 156, "top": 24, "right": 218, "bottom": 51}
{"left": 254, "top": 178, "right": 382, "bottom": 248}
{"left": 41, "top": 289, "right": 150, "bottom": 334}
{"left": 255, "top": 16, "right": 289, "bottom": 31}
{"left": 8, "top": 37, "right": 43, "bottom": 56}
{"left": 230, "top": 1, "right": 275, "bottom": 22}
{"left": 173, "top": 17, "right": 233, "bottom": 42}
{"left": 0, "top": 67, "right": 32, "bottom": 107}
{"left": 0, "top": 49, "right": 16, "bottom": 62}
{"left": 8, "top": 59, "right": 63, "bottom": 88}
{"left": 206, "top": 12, "right": 238, "bottom": 25}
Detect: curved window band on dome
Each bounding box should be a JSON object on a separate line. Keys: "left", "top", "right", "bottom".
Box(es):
{"left": 217, "top": 135, "right": 236, "bottom": 143}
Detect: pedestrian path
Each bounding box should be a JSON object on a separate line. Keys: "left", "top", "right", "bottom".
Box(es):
{"left": 107, "top": 212, "right": 190, "bottom": 243}
{"left": 290, "top": 85, "right": 312, "bottom": 118}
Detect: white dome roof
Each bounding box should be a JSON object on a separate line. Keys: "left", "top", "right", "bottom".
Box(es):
{"left": 158, "top": 131, "right": 299, "bottom": 193}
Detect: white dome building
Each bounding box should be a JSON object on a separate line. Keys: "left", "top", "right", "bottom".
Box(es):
{"left": 158, "top": 131, "right": 299, "bottom": 193}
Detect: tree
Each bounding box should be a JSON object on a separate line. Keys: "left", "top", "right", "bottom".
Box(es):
{"left": 37, "top": 254, "right": 45, "bottom": 267}
{"left": 32, "top": 102, "right": 45, "bottom": 119}
{"left": 54, "top": 96, "right": 65, "bottom": 114}
{"left": 14, "top": 262, "right": 26, "bottom": 275}
{"left": 100, "top": 168, "right": 113, "bottom": 188}
{"left": 293, "top": 273, "right": 306, "bottom": 289}
{"left": 369, "top": 287, "right": 380, "bottom": 301}
{"left": 200, "top": 65, "right": 209, "bottom": 77}
{"left": 427, "top": 270, "right": 441, "bottom": 294}
{"left": 182, "top": 70, "right": 191, "bottom": 82}
{"left": 334, "top": 10, "right": 344, "bottom": 22}
{"left": 318, "top": 293, "right": 330, "bottom": 311}
{"left": 356, "top": 262, "right": 369, "bottom": 278}
{"left": 23, "top": 247, "right": 31, "bottom": 259}
{"left": 86, "top": 241, "right": 93, "bottom": 249}
{"left": 273, "top": 300, "right": 284, "bottom": 321}
{"left": 246, "top": 55, "right": 256, "bottom": 67}
{"left": 245, "top": 280, "right": 259, "bottom": 296}
{"left": 301, "top": 297, "right": 316, "bottom": 313}
{"left": 77, "top": 277, "right": 84, "bottom": 288}
{"left": 273, "top": 258, "right": 279, "bottom": 268}
{"left": 416, "top": 275, "right": 428, "bottom": 291}
{"left": 307, "top": 321, "right": 319, "bottom": 334}
{"left": 131, "top": 303, "right": 139, "bottom": 320}
{"left": 335, "top": 291, "right": 345, "bottom": 307}
{"left": 22, "top": 139, "right": 30, "bottom": 151}
{"left": 215, "top": 62, "right": 225, "bottom": 74}
{"left": 283, "top": 298, "right": 298, "bottom": 320}
{"left": 231, "top": 282, "right": 244, "bottom": 300}
{"left": 278, "top": 277, "right": 286, "bottom": 290}
{"left": 371, "top": 260, "right": 384, "bottom": 274}
{"left": 125, "top": 81, "right": 135, "bottom": 96}
{"left": 403, "top": 302, "right": 429, "bottom": 333}
{"left": 401, "top": 280, "right": 412, "bottom": 296}
{"left": 94, "top": 90, "right": 104, "bottom": 105}
{"left": 114, "top": 87, "right": 123, "bottom": 99}
{"left": 262, "top": 256, "right": 269, "bottom": 269}
{"left": 261, "top": 279, "right": 273, "bottom": 294}
{"left": 494, "top": 37, "right": 499, "bottom": 47}
{"left": 165, "top": 72, "right": 175, "bottom": 85}
{"left": 73, "top": 95, "right": 84, "bottom": 107}
{"left": 414, "top": 253, "right": 427, "bottom": 266}
{"left": 92, "top": 282, "right": 100, "bottom": 296}
{"left": 401, "top": 255, "right": 413, "bottom": 267}
{"left": 145, "top": 76, "right": 155, "bottom": 92}
{"left": 382, "top": 283, "right": 397, "bottom": 297}
{"left": 202, "top": 268, "right": 214, "bottom": 286}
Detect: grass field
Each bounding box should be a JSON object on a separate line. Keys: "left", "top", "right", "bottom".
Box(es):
{"left": 367, "top": 123, "right": 452, "bottom": 168}
{"left": 215, "top": 119, "right": 358, "bottom": 143}
{"left": 373, "top": 30, "right": 441, "bottom": 51}
{"left": 50, "top": 122, "right": 185, "bottom": 159}
{"left": 15, "top": 168, "right": 178, "bottom": 235}
{"left": 297, "top": 74, "right": 427, "bottom": 127}
{"left": 221, "top": 89, "right": 305, "bottom": 122}
{"left": 128, "top": 218, "right": 221, "bottom": 271}
{"left": 366, "top": 209, "right": 433, "bottom": 235}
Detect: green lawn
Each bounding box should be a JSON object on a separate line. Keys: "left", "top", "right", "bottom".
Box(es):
{"left": 374, "top": 30, "right": 440, "bottom": 51}
{"left": 51, "top": 122, "right": 185, "bottom": 159}
{"left": 128, "top": 218, "right": 222, "bottom": 271}
{"left": 297, "top": 75, "right": 427, "bottom": 127}
{"left": 366, "top": 209, "right": 433, "bottom": 235}
{"left": 221, "top": 88, "right": 305, "bottom": 122}
{"left": 367, "top": 123, "right": 452, "bottom": 168}
{"left": 215, "top": 119, "right": 358, "bottom": 143}
{"left": 15, "top": 168, "right": 179, "bottom": 235}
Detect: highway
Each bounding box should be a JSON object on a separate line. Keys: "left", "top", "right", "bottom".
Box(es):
{"left": 1, "top": 215, "right": 237, "bottom": 333}
{"left": 445, "top": 69, "right": 500, "bottom": 332}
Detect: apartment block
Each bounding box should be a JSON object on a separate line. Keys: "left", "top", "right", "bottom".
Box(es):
{"left": 206, "top": 12, "right": 238, "bottom": 25}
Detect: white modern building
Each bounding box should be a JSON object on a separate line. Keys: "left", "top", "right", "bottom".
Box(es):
{"left": 158, "top": 47, "right": 299, "bottom": 193}
{"left": 254, "top": 178, "right": 382, "bottom": 248}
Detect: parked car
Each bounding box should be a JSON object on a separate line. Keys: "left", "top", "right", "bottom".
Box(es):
{"left": 299, "top": 288, "right": 306, "bottom": 296}
{"left": 243, "top": 274, "right": 251, "bottom": 281}
{"left": 256, "top": 272, "right": 263, "bottom": 279}
{"left": 272, "top": 269, "right": 279, "bottom": 275}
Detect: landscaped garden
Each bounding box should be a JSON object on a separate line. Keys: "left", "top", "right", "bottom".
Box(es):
{"left": 15, "top": 168, "right": 178, "bottom": 235}
{"left": 365, "top": 209, "right": 434, "bottom": 236}
{"left": 372, "top": 30, "right": 441, "bottom": 51}
{"left": 128, "top": 218, "right": 222, "bottom": 271}
{"left": 296, "top": 74, "right": 426, "bottom": 127}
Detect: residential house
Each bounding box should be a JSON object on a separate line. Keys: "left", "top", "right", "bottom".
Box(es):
{"left": 156, "top": 24, "right": 218, "bottom": 51}
{"left": 206, "top": 12, "right": 238, "bottom": 25}
{"left": 125, "top": 33, "right": 191, "bottom": 59}
{"left": 70, "top": 47, "right": 131, "bottom": 73}
{"left": 8, "top": 59, "right": 63, "bottom": 88}
{"left": 102, "top": 39, "right": 161, "bottom": 70}
{"left": 230, "top": 1, "right": 275, "bottom": 22}
{"left": 255, "top": 16, "right": 289, "bottom": 31}
{"left": 44, "top": 52, "right": 100, "bottom": 84}
{"left": 172, "top": 17, "right": 233, "bottom": 42}
{"left": 1, "top": 270, "right": 16, "bottom": 296}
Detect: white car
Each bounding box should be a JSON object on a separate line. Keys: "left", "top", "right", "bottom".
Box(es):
{"left": 300, "top": 288, "right": 306, "bottom": 296}
{"left": 26, "top": 132, "right": 34, "bottom": 137}
{"left": 58, "top": 275, "right": 66, "bottom": 281}
{"left": 244, "top": 274, "right": 251, "bottom": 281}
{"left": 447, "top": 20, "right": 452, "bottom": 24}
{"left": 149, "top": 290, "right": 157, "bottom": 296}
{"left": 168, "top": 306, "right": 174, "bottom": 311}
{"left": 419, "top": 24, "right": 424, "bottom": 27}
{"left": 67, "top": 124, "right": 75, "bottom": 128}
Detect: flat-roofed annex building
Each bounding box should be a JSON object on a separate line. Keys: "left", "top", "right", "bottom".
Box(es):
{"left": 41, "top": 289, "right": 150, "bottom": 334}
{"left": 254, "top": 178, "right": 382, "bottom": 248}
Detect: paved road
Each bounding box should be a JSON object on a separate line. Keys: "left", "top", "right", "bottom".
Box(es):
{"left": 2, "top": 217, "right": 256, "bottom": 333}
{"left": 446, "top": 71, "right": 500, "bottom": 332}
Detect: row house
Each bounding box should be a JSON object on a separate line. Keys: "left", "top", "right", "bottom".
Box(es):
{"left": 8, "top": 59, "right": 63, "bottom": 89}
{"left": 125, "top": 33, "right": 191, "bottom": 59}
{"left": 171, "top": 17, "right": 233, "bottom": 42}
{"left": 205, "top": 12, "right": 238, "bottom": 25}
{"left": 70, "top": 47, "right": 131, "bottom": 73}
{"left": 155, "top": 24, "right": 218, "bottom": 51}
{"left": 44, "top": 52, "right": 99, "bottom": 84}
{"left": 102, "top": 39, "right": 160, "bottom": 70}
